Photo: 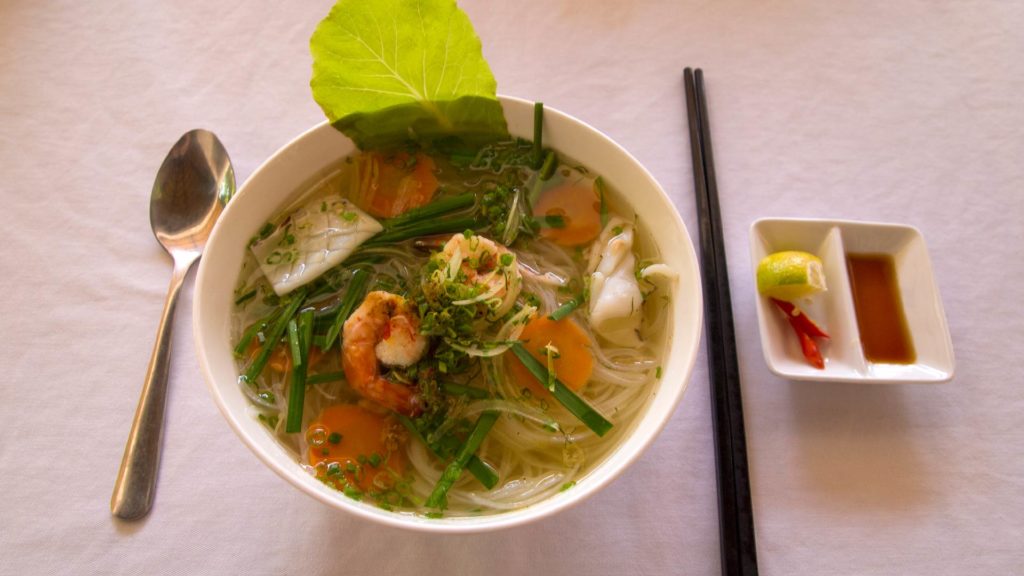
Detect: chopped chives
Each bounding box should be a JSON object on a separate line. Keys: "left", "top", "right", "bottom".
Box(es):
{"left": 285, "top": 309, "right": 315, "bottom": 433}
{"left": 323, "top": 269, "right": 371, "bottom": 349}
{"left": 396, "top": 414, "right": 498, "bottom": 489}
{"left": 244, "top": 288, "right": 308, "bottom": 384}
{"left": 547, "top": 299, "right": 579, "bottom": 321}
{"left": 426, "top": 411, "right": 499, "bottom": 509}
{"left": 510, "top": 343, "right": 613, "bottom": 437}
{"left": 532, "top": 102, "right": 544, "bottom": 169}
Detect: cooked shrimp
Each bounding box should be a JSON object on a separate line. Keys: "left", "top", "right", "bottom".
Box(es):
{"left": 342, "top": 291, "right": 428, "bottom": 415}
{"left": 435, "top": 233, "right": 522, "bottom": 317}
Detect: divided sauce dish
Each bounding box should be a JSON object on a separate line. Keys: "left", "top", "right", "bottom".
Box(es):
{"left": 750, "top": 218, "right": 954, "bottom": 384}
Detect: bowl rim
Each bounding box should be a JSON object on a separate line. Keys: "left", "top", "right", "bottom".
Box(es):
{"left": 193, "top": 95, "right": 702, "bottom": 532}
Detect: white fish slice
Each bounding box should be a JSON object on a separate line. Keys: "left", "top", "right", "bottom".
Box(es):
{"left": 588, "top": 218, "right": 643, "bottom": 347}
{"left": 250, "top": 194, "right": 382, "bottom": 295}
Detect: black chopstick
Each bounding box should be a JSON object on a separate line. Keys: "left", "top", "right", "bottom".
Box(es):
{"left": 683, "top": 67, "right": 759, "bottom": 576}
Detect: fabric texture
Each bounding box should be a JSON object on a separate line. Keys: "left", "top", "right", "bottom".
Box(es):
{"left": 1, "top": 1, "right": 1022, "bottom": 574}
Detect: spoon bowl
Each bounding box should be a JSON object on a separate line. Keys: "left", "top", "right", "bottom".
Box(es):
{"left": 151, "top": 131, "right": 235, "bottom": 253}
{"left": 111, "top": 129, "right": 234, "bottom": 520}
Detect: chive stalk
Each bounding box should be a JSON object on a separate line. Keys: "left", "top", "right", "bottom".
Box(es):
{"left": 285, "top": 309, "right": 315, "bottom": 433}
{"left": 233, "top": 317, "right": 269, "bottom": 358}
{"left": 426, "top": 411, "right": 500, "bottom": 508}
{"left": 323, "top": 269, "right": 371, "bottom": 349}
{"left": 539, "top": 150, "right": 557, "bottom": 181}
{"left": 510, "top": 343, "right": 613, "bottom": 436}
{"left": 548, "top": 299, "right": 579, "bottom": 321}
{"left": 396, "top": 415, "right": 498, "bottom": 489}
{"left": 243, "top": 288, "right": 308, "bottom": 384}
{"left": 365, "top": 216, "right": 480, "bottom": 246}
{"left": 287, "top": 319, "right": 302, "bottom": 366}
{"left": 382, "top": 193, "right": 475, "bottom": 229}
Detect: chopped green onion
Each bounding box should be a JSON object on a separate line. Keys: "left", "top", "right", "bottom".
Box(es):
{"left": 244, "top": 289, "right": 308, "bottom": 384}
{"left": 510, "top": 343, "right": 612, "bottom": 436}
{"left": 323, "top": 269, "right": 371, "bottom": 349}
{"left": 426, "top": 411, "right": 500, "bottom": 509}
{"left": 307, "top": 371, "right": 346, "bottom": 386}
{"left": 440, "top": 381, "right": 490, "bottom": 399}
{"left": 328, "top": 432, "right": 342, "bottom": 444}
{"left": 396, "top": 415, "right": 498, "bottom": 489}
{"left": 548, "top": 299, "right": 579, "bottom": 321}
{"left": 656, "top": 366, "right": 663, "bottom": 379}
{"left": 382, "top": 193, "right": 475, "bottom": 229}
{"left": 539, "top": 150, "right": 557, "bottom": 181}
{"left": 532, "top": 102, "right": 544, "bottom": 169}
{"left": 595, "top": 176, "right": 609, "bottom": 228}
{"left": 285, "top": 309, "right": 314, "bottom": 433}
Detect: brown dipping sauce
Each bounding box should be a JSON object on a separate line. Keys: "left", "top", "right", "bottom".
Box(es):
{"left": 846, "top": 253, "right": 916, "bottom": 364}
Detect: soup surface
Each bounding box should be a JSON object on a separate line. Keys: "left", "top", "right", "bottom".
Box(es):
{"left": 846, "top": 252, "right": 915, "bottom": 364}
{"left": 231, "top": 139, "right": 673, "bottom": 516}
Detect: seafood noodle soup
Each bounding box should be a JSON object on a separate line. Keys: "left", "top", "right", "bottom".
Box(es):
{"left": 231, "top": 139, "right": 675, "bottom": 516}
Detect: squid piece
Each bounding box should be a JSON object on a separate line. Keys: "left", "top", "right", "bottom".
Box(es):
{"left": 250, "top": 194, "right": 383, "bottom": 296}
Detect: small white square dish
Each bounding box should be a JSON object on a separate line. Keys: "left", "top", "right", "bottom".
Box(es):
{"left": 749, "top": 218, "right": 954, "bottom": 384}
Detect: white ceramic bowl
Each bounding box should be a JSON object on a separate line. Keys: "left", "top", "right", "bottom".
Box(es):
{"left": 750, "top": 217, "right": 954, "bottom": 383}
{"left": 194, "top": 96, "right": 702, "bottom": 532}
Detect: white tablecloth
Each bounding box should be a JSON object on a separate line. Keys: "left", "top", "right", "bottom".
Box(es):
{"left": 2, "top": 1, "right": 1022, "bottom": 574}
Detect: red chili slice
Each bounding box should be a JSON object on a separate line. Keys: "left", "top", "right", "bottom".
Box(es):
{"left": 771, "top": 298, "right": 830, "bottom": 339}
{"left": 795, "top": 329, "right": 825, "bottom": 369}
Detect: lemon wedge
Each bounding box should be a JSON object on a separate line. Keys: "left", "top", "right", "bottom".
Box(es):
{"left": 756, "top": 251, "right": 827, "bottom": 301}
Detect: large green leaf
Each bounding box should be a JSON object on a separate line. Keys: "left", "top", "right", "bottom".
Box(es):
{"left": 310, "top": 0, "right": 508, "bottom": 149}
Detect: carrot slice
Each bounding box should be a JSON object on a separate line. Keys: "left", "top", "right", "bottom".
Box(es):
{"left": 307, "top": 404, "right": 407, "bottom": 493}
{"left": 352, "top": 151, "right": 439, "bottom": 218}
{"left": 506, "top": 316, "right": 594, "bottom": 397}
{"left": 532, "top": 182, "right": 602, "bottom": 246}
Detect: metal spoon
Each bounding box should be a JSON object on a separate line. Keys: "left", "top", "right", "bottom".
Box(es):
{"left": 111, "top": 129, "right": 234, "bottom": 520}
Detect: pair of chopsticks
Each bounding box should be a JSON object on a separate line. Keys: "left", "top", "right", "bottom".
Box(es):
{"left": 683, "top": 68, "right": 759, "bottom": 576}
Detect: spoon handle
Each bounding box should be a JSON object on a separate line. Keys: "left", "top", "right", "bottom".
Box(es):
{"left": 111, "top": 254, "right": 197, "bottom": 520}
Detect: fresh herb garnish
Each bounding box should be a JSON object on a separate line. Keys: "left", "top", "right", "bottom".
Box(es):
{"left": 310, "top": 0, "right": 508, "bottom": 149}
